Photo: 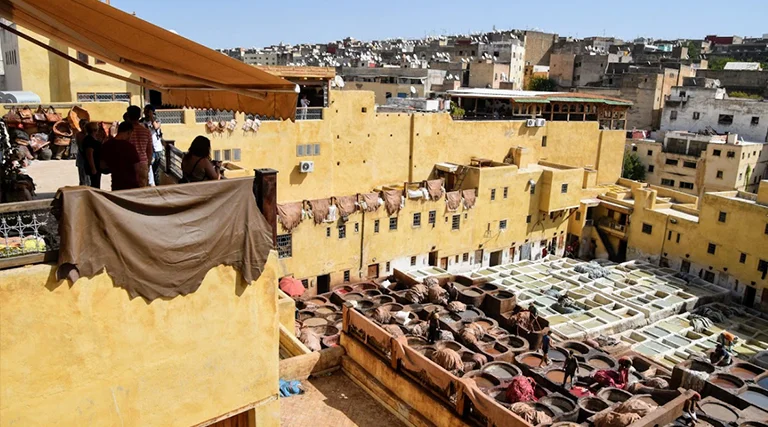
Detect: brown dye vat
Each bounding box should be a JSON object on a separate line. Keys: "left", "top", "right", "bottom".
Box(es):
{"left": 578, "top": 396, "right": 609, "bottom": 414}
{"left": 729, "top": 363, "right": 764, "bottom": 381}
{"left": 333, "top": 286, "right": 354, "bottom": 295}
{"left": 406, "top": 336, "right": 429, "bottom": 348}
{"left": 297, "top": 310, "right": 315, "bottom": 321}
{"left": 482, "top": 342, "right": 509, "bottom": 356}
{"left": 587, "top": 355, "right": 616, "bottom": 369}
{"left": 740, "top": 386, "right": 768, "bottom": 409}
{"left": 479, "top": 283, "right": 499, "bottom": 292}
{"left": 353, "top": 283, "right": 377, "bottom": 291}
{"left": 598, "top": 387, "right": 632, "bottom": 403}
{"left": 363, "top": 289, "right": 381, "bottom": 297}
{"left": 709, "top": 373, "right": 745, "bottom": 390}
{"left": 547, "top": 369, "right": 566, "bottom": 383}
{"left": 302, "top": 317, "right": 329, "bottom": 327}
{"left": 307, "top": 296, "right": 329, "bottom": 305}
{"left": 437, "top": 340, "right": 464, "bottom": 352}
{"left": 356, "top": 300, "right": 375, "bottom": 310}
{"left": 700, "top": 402, "right": 739, "bottom": 423}
{"left": 690, "top": 360, "right": 716, "bottom": 374}
{"left": 560, "top": 341, "right": 590, "bottom": 356}
{"left": 474, "top": 317, "right": 497, "bottom": 330}
{"left": 342, "top": 292, "right": 365, "bottom": 301}
{"left": 519, "top": 352, "right": 544, "bottom": 367}
{"left": 462, "top": 288, "right": 483, "bottom": 297}
{"left": 380, "top": 303, "right": 404, "bottom": 312}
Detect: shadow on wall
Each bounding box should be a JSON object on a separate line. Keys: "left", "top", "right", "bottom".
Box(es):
{"left": 290, "top": 165, "right": 308, "bottom": 185}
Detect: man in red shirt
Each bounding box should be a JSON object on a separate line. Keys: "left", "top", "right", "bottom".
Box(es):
{"left": 125, "top": 105, "right": 154, "bottom": 187}
{"left": 101, "top": 121, "right": 142, "bottom": 191}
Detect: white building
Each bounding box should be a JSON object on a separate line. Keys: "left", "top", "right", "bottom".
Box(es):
{"left": 660, "top": 79, "right": 768, "bottom": 143}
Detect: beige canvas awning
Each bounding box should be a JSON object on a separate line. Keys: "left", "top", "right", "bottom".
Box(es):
{"left": 0, "top": 0, "right": 298, "bottom": 120}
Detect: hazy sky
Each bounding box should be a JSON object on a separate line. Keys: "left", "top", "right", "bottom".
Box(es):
{"left": 111, "top": 0, "right": 767, "bottom": 49}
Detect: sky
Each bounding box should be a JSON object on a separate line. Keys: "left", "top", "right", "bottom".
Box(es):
{"left": 111, "top": 0, "right": 767, "bottom": 49}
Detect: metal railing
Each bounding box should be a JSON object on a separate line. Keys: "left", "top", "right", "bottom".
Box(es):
{"left": 259, "top": 107, "right": 324, "bottom": 121}
{"left": 598, "top": 217, "right": 626, "bottom": 233}
{"left": 0, "top": 199, "right": 59, "bottom": 269}
{"left": 155, "top": 109, "right": 185, "bottom": 124}
{"left": 194, "top": 109, "right": 235, "bottom": 123}
{"left": 158, "top": 143, "right": 183, "bottom": 181}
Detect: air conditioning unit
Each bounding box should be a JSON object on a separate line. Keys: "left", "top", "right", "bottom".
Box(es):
{"left": 536, "top": 118, "right": 546, "bottom": 127}
{"left": 526, "top": 119, "right": 536, "bottom": 127}
{"left": 299, "top": 161, "right": 314, "bottom": 173}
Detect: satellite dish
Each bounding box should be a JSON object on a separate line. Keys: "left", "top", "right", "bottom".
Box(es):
{"left": 333, "top": 75, "right": 346, "bottom": 88}
{"left": 410, "top": 86, "right": 417, "bottom": 95}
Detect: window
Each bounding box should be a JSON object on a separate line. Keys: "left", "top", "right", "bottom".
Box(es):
{"left": 428, "top": 210, "right": 436, "bottom": 226}
{"left": 354, "top": 223, "right": 359, "bottom": 233}
{"left": 542, "top": 136, "right": 547, "bottom": 147}
{"left": 739, "top": 173, "right": 743, "bottom": 181}
{"left": 576, "top": 212, "right": 581, "bottom": 221}
{"left": 410, "top": 256, "right": 417, "bottom": 266}
{"left": 500, "top": 219, "right": 508, "bottom": 230}
{"left": 740, "top": 253, "right": 747, "bottom": 264}
{"left": 76, "top": 51, "right": 89, "bottom": 63}
{"left": 727, "top": 151, "right": 735, "bottom": 158}
{"left": 374, "top": 220, "right": 380, "bottom": 233}
{"left": 632, "top": 146, "right": 638, "bottom": 152}
{"left": 561, "top": 184, "right": 568, "bottom": 194}
{"left": 389, "top": 217, "right": 398, "bottom": 231}
{"left": 683, "top": 161, "right": 697, "bottom": 169}
{"left": 670, "top": 110, "right": 677, "bottom": 120}
{"left": 765, "top": 223, "right": 768, "bottom": 235}
{"left": 648, "top": 165, "right": 655, "bottom": 173}
{"left": 301, "top": 279, "right": 309, "bottom": 288}
{"left": 642, "top": 223, "right": 653, "bottom": 234}
{"left": 665, "top": 159, "right": 678, "bottom": 166}
{"left": 344, "top": 270, "right": 350, "bottom": 282}
{"left": 661, "top": 178, "right": 675, "bottom": 187}
{"left": 385, "top": 261, "right": 391, "bottom": 271}
{"left": 452, "top": 215, "right": 460, "bottom": 230}
{"left": 326, "top": 227, "right": 331, "bottom": 237}
{"left": 77, "top": 92, "right": 131, "bottom": 103}
{"left": 707, "top": 243, "right": 716, "bottom": 255}
{"left": 413, "top": 212, "right": 421, "bottom": 227}
{"left": 668, "top": 230, "right": 672, "bottom": 240}
{"left": 751, "top": 116, "right": 760, "bottom": 126}
{"left": 233, "top": 149, "right": 241, "bottom": 161}
{"left": 526, "top": 215, "right": 532, "bottom": 224}
{"left": 530, "top": 183, "right": 536, "bottom": 194}
{"left": 693, "top": 112, "right": 700, "bottom": 120}
{"left": 716, "top": 170, "right": 724, "bottom": 179}
{"left": 718, "top": 114, "right": 733, "bottom": 125}
{"left": 277, "top": 234, "right": 292, "bottom": 258}
{"left": 338, "top": 225, "right": 346, "bottom": 239}
{"left": 463, "top": 253, "right": 469, "bottom": 262}
{"left": 503, "top": 187, "right": 508, "bottom": 199}
{"left": 676, "top": 233, "right": 681, "bottom": 243}
{"left": 490, "top": 189, "right": 496, "bottom": 201}
{"left": 713, "top": 149, "right": 721, "bottom": 157}
{"left": 647, "top": 150, "right": 653, "bottom": 156}
{"left": 759, "top": 260, "right": 768, "bottom": 280}
{"left": 679, "top": 181, "right": 694, "bottom": 190}
{"left": 718, "top": 211, "right": 727, "bottom": 223}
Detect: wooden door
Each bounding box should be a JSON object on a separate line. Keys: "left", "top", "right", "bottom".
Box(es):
{"left": 440, "top": 257, "right": 448, "bottom": 270}
{"left": 367, "top": 264, "right": 379, "bottom": 279}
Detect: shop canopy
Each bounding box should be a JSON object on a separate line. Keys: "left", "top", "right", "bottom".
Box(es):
{"left": 0, "top": 0, "right": 298, "bottom": 120}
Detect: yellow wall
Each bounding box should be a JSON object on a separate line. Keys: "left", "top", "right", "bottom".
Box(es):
{"left": 13, "top": 27, "right": 143, "bottom": 105}
{"left": 0, "top": 255, "right": 281, "bottom": 427}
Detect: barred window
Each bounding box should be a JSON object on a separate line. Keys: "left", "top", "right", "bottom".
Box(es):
{"left": 413, "top": 212, "right": 421, "bottom": 227}
{"left": 343, "top": 270, "right": 350, "bottom": 282}
{"left": 500, "top": 219, "right": 507, "bottom": 230}
{"left": 452, "top": 215, "right": 460, "bottom": 230}
{"left": 338, "top": 225, "right": 346, "bottom": 239}
{"left": 277, "top": 234, "right": 292, "bottom": 258}
{"left": 389, "top": 217, "right": 398, "bottom": 230}
{"left": 155, "top": 110, "right": 185, "bottom": 124}
{"left": 428, "top": 210, "right": 436, "bottom": 225}
{"left": 374, "top": 220, "right": 380, "bottom": 233}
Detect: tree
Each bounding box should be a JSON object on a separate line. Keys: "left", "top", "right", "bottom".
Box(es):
{"left": 622, "top": 152, "right": 646, "bottom": 181}
{"left": 527, "top": 77, "right": 557, "bottom": 91}
{"left": 686, "top": 41, "right": 701, "bottom": 60}
{"left": 708, "top": 57, "right": 736, "bottom": 70}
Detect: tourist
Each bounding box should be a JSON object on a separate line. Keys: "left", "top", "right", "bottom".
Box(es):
{"left": 181, "top": 136, "right": 219, "bottom": 182}
{"left": 710, "top": 343, "right": 732, "bottom": 366}
{"left": 100, "top": 121, "right": 141, "bottom": 191}
{"left": 74, "top": 119, "right": 91, "bottom": 187}
{"left": 427, "top": 311, "right": 440, "bottom": 344}
{"left": 141, "top": 104, "right": 163, "bottom": 185}
{"left": 682, "top": 392, "right": 702, "bottom": 426}
{"left": 717, "top": 331, "right": 737, "bottom": 352}
{"left": 125, "top": 105, "right": 154, "bottom": 187}
{"left": 539, "top": 330, "right": 551, "bottom": 367}
{"left": 299, "top": 95, "right": 310, "bottom": 120}
{"left": 563, "top": 350, "right": 579, "bottom": 388}
{"left": 82, "top": 122, "right": 102, "bottom": 189}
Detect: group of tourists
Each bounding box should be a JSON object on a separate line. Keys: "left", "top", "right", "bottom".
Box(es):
{"left": 75, "top": 105, "right": 219, "bottom": 191}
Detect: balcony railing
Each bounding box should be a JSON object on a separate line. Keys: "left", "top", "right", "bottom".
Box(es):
{"left": 598, "top": 217, "right": 627, "bottom": 234}
{"left": 0, "top": 199, "right": 59, "bottom": 269}
{"left": 194, "top": 109, "right": 235, "bottom": 123}
{"left": 260, "top": 107, "right": 324, "bottom": 121}
{"left": 158, "top": 142, "right": 183, "bottom": 181}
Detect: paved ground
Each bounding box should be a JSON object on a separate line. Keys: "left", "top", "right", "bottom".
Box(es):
{"left": 280, "top": 371, "right": 405, "bottom": 427}
{"left": 23, "top": 159, "right": 111, "bottom": 199}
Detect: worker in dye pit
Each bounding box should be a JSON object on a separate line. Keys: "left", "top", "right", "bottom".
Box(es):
{"left": 446, "top": 282, "right": 459, "bottom": 302}
{"left": 682, "top": 392, "right": 703, "bottom": 426}
{"left": 427, "top": 311, "right": 441, "bottom": 344}
{"left": 710, "top": 343, "right": 732, "bottom": 366}
{"left": 562, "top": 350, "right": 579, "bottom": 389}
{"left": 717, "top": 331, "right": 737, "bottom": 352}
{"left": 539, "top": 330, "right": 552, "bottom": 367}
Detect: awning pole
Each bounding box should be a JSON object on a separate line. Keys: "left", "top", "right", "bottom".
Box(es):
{"left": 0, "top": 22, "right": 166, "bottom": 93}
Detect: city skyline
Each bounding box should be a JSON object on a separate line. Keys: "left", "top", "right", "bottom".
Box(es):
{"left": 111, "top": 0, "right": 767, "bottom": 49}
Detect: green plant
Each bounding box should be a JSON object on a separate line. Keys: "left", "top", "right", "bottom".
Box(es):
{"left": 622, "top": 151, "right": 646, "bottom": 181}
{"left": 686, "top": 41, "right": 701, "bottom": 60}
{"left": 527, "top": 77, "right": 557, "bottom": 91}
{"left": 450, "top": 104, "right": 465, "bottom": 118}
{"left": 729, "top": 91, "right": 762, "bottom": 100}
{"left": 708, "top": 57, "right": 736, "bottom": 70}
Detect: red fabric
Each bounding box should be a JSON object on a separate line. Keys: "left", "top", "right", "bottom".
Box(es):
{"left": 505, "top": 376, "right": 537, "bottom": 403}
{"left": 593, "top": 369, "right": 626, "bottom": 389}
{"left": 102, "top": 137, "right": 140, "bottom": 191}
{"left": 570, "top": 386, "right": 593, "bottom": 397}
{"left": 128, "top": 124, "right": 153, "bottom": 163}
{"left": 279, "top": 277, "right": 305, "bottom": 297}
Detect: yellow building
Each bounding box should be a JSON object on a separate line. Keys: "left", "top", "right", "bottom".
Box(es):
{"left": 626, "top": 131, "right": 767, "bottom": 196}
{"left": 0, "top": 25, "right": 143, "bottom": 105}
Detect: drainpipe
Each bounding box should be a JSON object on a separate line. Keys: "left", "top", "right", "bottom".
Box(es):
{"left": 253, "top": 168, "right": 278, "bottom": 247}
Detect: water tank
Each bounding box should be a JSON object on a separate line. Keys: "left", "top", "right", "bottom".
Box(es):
{"left": 0, "top": 91, "right": 42, "bottom": 104}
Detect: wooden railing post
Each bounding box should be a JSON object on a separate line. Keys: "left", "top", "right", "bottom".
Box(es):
{"left": 253, "top": 168, "right": 278, "bottom": 247}
{"left": 165, "top": 140, "right": 175, "bottom": 174}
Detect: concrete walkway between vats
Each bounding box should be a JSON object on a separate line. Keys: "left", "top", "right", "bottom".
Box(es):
{"left": 279, "top": 370, "right": 406, "bottom": 427}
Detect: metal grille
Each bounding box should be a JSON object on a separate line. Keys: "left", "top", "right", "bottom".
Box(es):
{"left": 158, "top": 144, "right": 183, "bottom": 180}
{"left": 195, "top": 109, "right": 235, "bottom": 123}
{"left": 451, "top": 215, "right": 460, "bottom": 230}
{"left": 114, "top": 93, "right": 131, "bottom": 102}
{"left": 77, "top": 93, "right": 96, "bottom": 102}
{"left": 413, "top": 212, "right": 421, "bottom": 227}
{"left": 296, "top": 107, "right": 323, "bottom": 120}
{"left": 428, "top": 210, "right": 436, "bottom": 225}
{"left": 277, "top": 234, "right": 292, "bottom": 258}
{"left": 0, "top": 205, "right": 59, "bottom": 259}
{"left": 155, "top": 110, "right": 185, "bottom": 124}
{"left": 96, "top": 93, "right": 114, "bottom": 102}
{"left": 388, "top": 217, "right": 398, "bottom": 230}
